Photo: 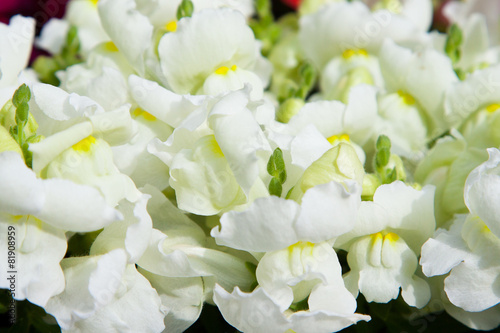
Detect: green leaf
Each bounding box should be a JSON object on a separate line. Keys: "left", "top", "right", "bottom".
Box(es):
{"left": 268, "top": 177, "right": 283, "bottom": 197}
{"left": 176, "top": 0, "right": 194, "bottom": 20}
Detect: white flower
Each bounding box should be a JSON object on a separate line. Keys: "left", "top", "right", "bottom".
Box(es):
{"left": 299, "top": 1, "right": 422, "bottom": 71}
{"left": 444, "top": 0, "right": 500, "bottom": 46}
{"left": 364, "top": 0, "right": 433, "bottom": 32}
{"left": 211, "top": 181, "right": 368, "bottom": 332}
{"left": 98, "top": 0, "right": 154, "bottom": 76}
{"left": 336, "top": 181, "right": 435, "bottom": 308}
{"left": 0, "top": 16, "right": 35, "bottom": 106}
{"left": 45, "top": 249, "right": 165, "bottom": 332}
{"left": 374, "top": 90, "right": 428, "bottom": 157}
{"left": 0, "top": 151, "right": 119, "bottom": 307}
{"left": 378, "top": 39, "right": 458, "bottom": 134}
{"left": 158, "top": 8, "right": 270, "bottom": 99}
{"left": 444, "top": 65, "right": 500, "bottom": 128}
{"left": 420, "top": 149, "right": 500, "bottom": 323}
{"left": 139, "top": 269, "right": 205, "bottom": 333}
{"left": 282, "top": 84, "right": 378, "bottom": 162}
{"left": 149, "top": 88, "right": 271, "bottom": 215}
{"left": 212, "top": 181, "right": 362, "bottom": 251}
{"left": 214, "top": 282, "right": 369, "bottom": 333}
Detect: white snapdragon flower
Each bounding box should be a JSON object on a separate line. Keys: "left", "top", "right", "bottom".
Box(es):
{"left": 378, "top": 39, "right": 458, "bottom": 136}
{"left": 212, "top": 181, "right": 369, "bottom": 332}
{"left": 363, "top": 0, "right": 432, "bottom": 32}
{"left": 374, "top": 90, "right": 428, "bottom": 157}
{"left": 420, "top": 149, "right": 500, "bottom": 329}
{"left": 44, "top": 249, "right": 166, "bottom": 332}
{"left": 37, "top": 0, "right": 109, "bottom": 57}
{"left": 0, "top": 16, "right": 35, "bottom": 106}
{"left": 450, "top": 14, "right": 500, "bottom": 75}
{"left": 135, "top": 185, "right": 255, "bottom": 331}
{"left": 414, "top": 130, "right": 488, "bottom": 226}
{"left": 444, "top": 0, "right": 500, "bottom": 46}
{"left": 137, "top": 0, "right": 255, "bottom": 27}
{"left": 335, "top": 181, "right": 435, "bottom": 308}
{"left": 444, "top": 65, "right": 500, "bottom": 129}
{"left": 299, "top": 1, "right": 422, "bottom": 71}
{"left": 148, "top": 87, "right": 271, "bottom": 215}
{"left": 0, "top": 152, "right": 120, "bottom": 307}
{"left": 158, "top": 8, "right": 270, "bottom": 99}
{"left": 278, "top": 85, "right": 377, "bottom": 166}
{"left": 57, "top": 52, "right": 132, "bottom": 111}
{"left": 25, "top": 83, "right": 143, "bottom": 207}
{"left": 98, "top": 0, "right": 268, "bottom": 98}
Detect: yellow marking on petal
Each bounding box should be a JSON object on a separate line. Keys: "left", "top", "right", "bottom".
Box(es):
{"left": 486, "top": 103, "right": 500, "bottom": 113}
{"left": 104, "top": 41, "right": 118, "bottom": 52}
{"left": 384, "top": 232, "right": 399, "bottom": 243}
{"left": 372, "top": 232, "right": 383, "bottom": 242}
{"left": 342, "top": 49, "right": 356, "bottom": 59}
{"left": 358, "top": 49, "right": 369, "bottom": 57}
{"left": 327, "top": 135, "right": 339, "bottom": 144}
{"left": 215, "top": 65, "right": 237, "bottom": 75}
{"left": 327, "top": 134, "right": 350, "bottom": 145}
{"left": 481, "top": 224, "right": 491, "bottom": 234}
{"left": 342, "top": 49, "right": 369, "bottom": 60}
{"left": 132, "top": 107, "right": 156, "bottom": 121}
{"left": 340, "top": 134, "right": 350, "bottom": 141}
{"left": 397, "top": 90, "right": 416, "bottom": 105}
{"left": 288, "top": 241, "right": 315, "bottom": 254}
{"left": 215, "top": 66, "right": 230, "bottom": 75}
{"left": 165, "top": 20, "right": 177, "bottom": 32}
{"left": 209, "top": 138, "right": 223, "bottom": 156}
{"left": 73, "top": 136, "right": 96, "bottom": 152}
{"left": 90, "top": 0, "right": 99, "bottom": 6}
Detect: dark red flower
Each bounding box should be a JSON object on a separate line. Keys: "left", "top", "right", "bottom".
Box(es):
{"left": 280, "top": 0, "right": 301, "bottom": 10}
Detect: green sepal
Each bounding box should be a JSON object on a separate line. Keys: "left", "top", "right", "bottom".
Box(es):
{"left": 375, "top": 147, "right": 391, "bottom": 168}
{"left": 267, "top": 148, "right": 287, "bottom": 183}
{"left": 15, "top": 103, "right": 29, "bottom": 128}
{"left": 376, "top": 134, "right": 391, "bottom": 150}
{"left": 12, "top": 84, "right": 31, "bottom": 108}
{"left": 268, "top": 177, "right": 283, "bottom": 197}
{"left": 445, "top": 23, "right": 463, "bottom": 64}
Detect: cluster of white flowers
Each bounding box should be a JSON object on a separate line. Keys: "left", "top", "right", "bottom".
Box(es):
{"left": 1, "top": 0, "right": 500, "bottom": 332}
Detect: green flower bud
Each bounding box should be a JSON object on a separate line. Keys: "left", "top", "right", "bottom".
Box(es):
{"left": 289, "top": 143, "right": 365, "bottom": 202}
{"left": 269, "top": 177, "right": 283, "bottom": 197}
{"left": 445, "top": 24, "right": 463, "bottom": 64}
{"left": 15, "top": 103, "right": 29, "bottom": 126}
{"left": 361, "top": 173, "right": 382, "bottom": 200}
{"left": 376, "top": 135, "right": 391, "bottom": 150}
{"left": 277, "top": 98, "right": 304, "bottom": 123}
{"left": 375, "top": 147, "right": 391, "bottom": 168}
{"left": 177, "top": 0, "right": 194, "bottom": 20}
{"left": 12, "top": 84, "right": 31, "bottom": 108}
{"left": 0, "top": 100, "right": 38, "bottom": 138}
{"left": 331, "top": 67, "right": 373, "bottom": 103}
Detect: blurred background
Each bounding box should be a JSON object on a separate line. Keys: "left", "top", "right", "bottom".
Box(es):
{"left": 0, "top": 0, "right": 452, "bottom": 31}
